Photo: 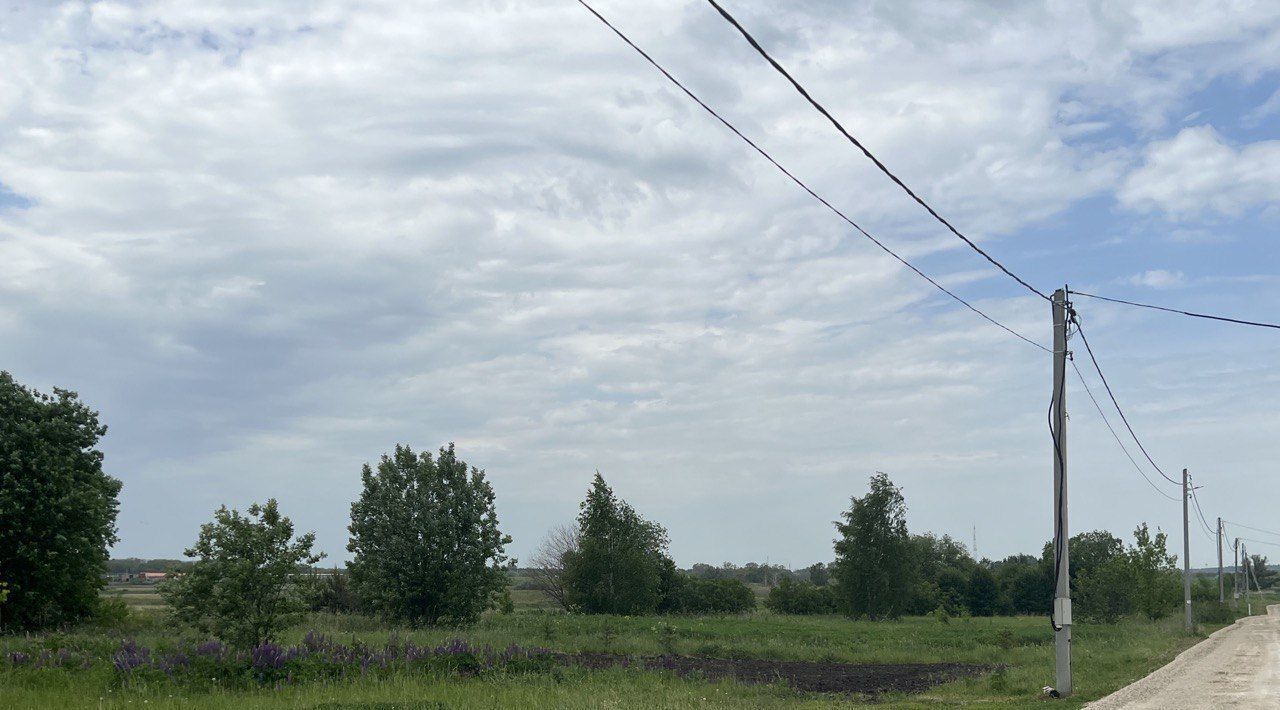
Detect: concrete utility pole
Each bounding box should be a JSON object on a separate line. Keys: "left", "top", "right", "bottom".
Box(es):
{"left": 1183, "top": 468, "right": 1194, "bottom": 632}
{"left": 1234, "top": 537, "right": 1241, "bottom": 603}
{"left": 1218, "top": 517, "right": 1224, "bottom": 604}
{"left": 1051, "top": 287, "right": 1072, "bottom": 696}
{"left": 1244, "top": 544, "right": 1252, "bottom": 615}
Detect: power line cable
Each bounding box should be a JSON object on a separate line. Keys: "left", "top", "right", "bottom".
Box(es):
{"left": 1070, "top": 359, "right": 1179, "bottom": 501}
{"left": 1225, "top": 520, "right": 1280, "bottom": 539}
{"left": 574, "top": 0, "right": 1050, "bottom": 353}
{"left": 702, "top": 0, "right": 1049, "bottom": 302}
{"left": 1188, "top": 482, "right": 1217, "bottom": 539}
{"left": 1240, "top": 537, "right": 1280, "bottom": 550}
{"left": 1070, "top": 314, "right": 1180, "bottom": 486}
{"left": 1070, "top": 291, "right": 1280, "bottom": 331}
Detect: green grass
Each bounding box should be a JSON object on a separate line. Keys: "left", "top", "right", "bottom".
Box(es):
{"left": 2, "top": 594, "right": 1273, "bottom": 709}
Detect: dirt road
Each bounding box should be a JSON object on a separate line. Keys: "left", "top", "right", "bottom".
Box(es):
{"left": 1088, "top": 604, "right": 1280, "bottom": 709}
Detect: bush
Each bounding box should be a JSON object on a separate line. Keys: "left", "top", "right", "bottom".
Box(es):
{"left": 765, "top": 578, "right": 837, "bottom": 615}
{"left": 1194, "top": 601, "right": 1237, "bottom": 625}
{"left": 306, "top": 571, "right": 361, "bottom": 614}
{"left": 93, "top": 596, "right": 132, "bottom": 629}
{"left": 162, "top": 499, "right": 323, "bottom": 648}
{"left": 669, "top": 578, "right": 756, "bottom": 614}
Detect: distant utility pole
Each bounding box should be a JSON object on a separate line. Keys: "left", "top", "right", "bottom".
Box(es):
{"left": 1183, "top": 468, "right": 1193, "bottom": 632}
{"left": 1051, "top": 287, "right": 1072, "bottom": 696}
{"left": 1244, "top": 543, "right": 1252, "bottom": 615}
{"left": 1234, "top": 537, "right": 1241, "bottom": 604}
{"left": 1217, "top": 517, "right": 1224, "bottom": 604}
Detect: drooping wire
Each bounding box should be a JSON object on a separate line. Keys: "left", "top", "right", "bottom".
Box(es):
{"left": 702, "top": 0, "right": 1049, "bottom": 302}
{"left": 1188, "top": 481, "right": 1216, "bottom": 539}
{"left": 1070, "top": 313, "right": 1180, "bottom": 486}
{"left": 1070, "top": 359, "right": 1179, "bottom": 502}
{"left": 573, "top": 0, "right": 1051, "bottom": 353}
{"left": 1187, "top": 488, "right": 1217, "bottom": 545}
{"left": 1239, "top": 536, "right": 1280, "bottom": 550}
{"left": 1071, "top": 291, "right": 1280, "bottom": 331}
{"left": 1225, "top": 520, "right": 1280, "bottom": 539}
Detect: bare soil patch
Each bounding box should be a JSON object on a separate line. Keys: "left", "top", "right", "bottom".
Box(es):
{"left": 559, "top": 652, "right": 993, "bottom": 695}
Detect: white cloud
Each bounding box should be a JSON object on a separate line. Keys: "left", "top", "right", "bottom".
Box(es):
{"left": 0, "top": 1, "right": 1277, "bottom": 567}
{"left": 1126, "top": 269, "right": 1185, "bottom": 289}
{"left": 1119, "top": 125, "right": 1280, "bottom": 217}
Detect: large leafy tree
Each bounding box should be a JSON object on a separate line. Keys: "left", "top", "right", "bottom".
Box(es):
{"left": 348, "top": 443, "right": 511, "bottom": 626}
{"left": 832, "top": 472, "right": 912, "bottom": 619}
{"left": 562, "top": 473, "right": 671, "bottom": 614}
{"left": 0, "top": 372, "right": 121, "bottom": 631}
{"left": 162, "top": 499, "right": 322, "bottom": 648}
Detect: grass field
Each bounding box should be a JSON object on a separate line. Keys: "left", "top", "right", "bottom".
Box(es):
{"left": 2, "top": 589, "right": 1271, "bottom": 709}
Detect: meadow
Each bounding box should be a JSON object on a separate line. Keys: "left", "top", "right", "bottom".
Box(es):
{"left": 2, "top": 584, "right": 1268, "bottom": 709}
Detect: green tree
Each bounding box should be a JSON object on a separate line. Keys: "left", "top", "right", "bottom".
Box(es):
{"left": 0, "top": 372, "right": 121, "bottom": 631}
{"left": 832, "top": 472, "right": 912, "bottom": 619}
{"left": 966, "top": 565, "right": 1001, "bottom": 616}
{"left": 1249, "top": 554, "right": 1275, "bottom": 589}
{"left": 1129, "top": 523, "right": 1180, "bottom": 620}
{"left": 562, "top": 473, "right": 670, "bottom": 614}
{"left": 906, "top": 533, "right": 975, "bottom": 614}
{"left": 1075, "top": 556, "right": 1135, "bottom": 622}
{"left": 1041, "top": 530, "right": 1124, "bottom": 590}
{"left": 162, "top": 499, "right": 322, "bottom": 648}
{"left": 806, "top": 562, "right": 830, "bottom": 586}
{"left": 347, "top": 444, "right": 511, "bottom": 626}
{"left": 996, "top": 557, "right": 1052, "bottom": 615}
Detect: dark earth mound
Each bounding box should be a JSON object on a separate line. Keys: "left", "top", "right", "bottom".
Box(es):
{"left": 558, "top": 652, "right": 993, "bottom": 694}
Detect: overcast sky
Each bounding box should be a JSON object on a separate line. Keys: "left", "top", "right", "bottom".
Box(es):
{"left": 2, "top": 0, "right": 1278, "bottom": 569}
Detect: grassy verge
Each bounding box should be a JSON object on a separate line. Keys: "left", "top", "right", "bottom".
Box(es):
{"left": 2, "top": 595, "right": 1273, "bottom": 709}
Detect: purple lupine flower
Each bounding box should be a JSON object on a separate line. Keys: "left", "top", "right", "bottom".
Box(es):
{"left": 250, "top": 642, "right": 287, "bottom": 670}
{"left": 112, "top": 638, "right": 151, "bottom": 674}
{"left": 195, "top": 640, "right": 225, "bottom": 658}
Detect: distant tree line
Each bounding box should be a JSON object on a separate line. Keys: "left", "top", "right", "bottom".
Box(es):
{"left": 2, "top": 369, "right": 1265, "bottom": 645}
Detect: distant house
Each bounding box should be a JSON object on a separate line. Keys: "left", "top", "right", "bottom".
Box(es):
{"left": 138, "top": 571, "right": 169, "bottom": 583}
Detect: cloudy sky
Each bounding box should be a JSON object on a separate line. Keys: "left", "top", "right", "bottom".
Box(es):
{"left": 2, "top": 0, "right": 1278, "bottom": 568}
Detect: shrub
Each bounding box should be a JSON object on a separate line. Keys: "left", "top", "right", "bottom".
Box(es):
{"left": 765, "top": 577, "right": 837, "bottom": 615}
{"left": 162, "top": 499, "right": 323, "bottom": 648}
{"left": 669, "top": 578, "right": 756, "bottom": 614}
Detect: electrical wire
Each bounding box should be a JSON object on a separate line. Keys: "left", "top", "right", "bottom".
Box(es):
{"left": 1189, "top": 482, "right": 1216, "bottom": 539}
{"left": 1070, "top": 314, "right": 1181, "bottom": 486}
{"left": 1070, "top": 359, "right": 1180, "bottom": 502}
{"left": 1239, "top": 536, "right": 1280, "bottom": 550}
{"left": 702, "top": 0, "right": 1049, "bottom": 302}
{"left": 574, "top": 0, "right": 1051, "bottom": 353}
{"left": 1225, "top": 520, "right": 1280, "bottom": 539}
{"left": 1070, "top": 291, "right": 1280, "bottom": 331}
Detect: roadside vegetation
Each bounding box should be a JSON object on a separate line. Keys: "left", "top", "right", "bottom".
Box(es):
{"left": 2, "top": 369, "right": 1275, "bottom": 708}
